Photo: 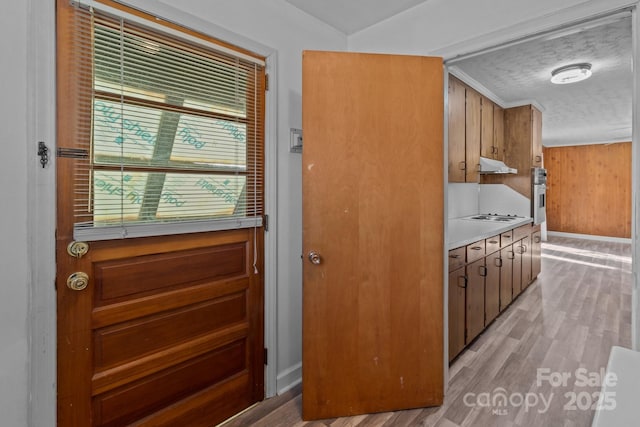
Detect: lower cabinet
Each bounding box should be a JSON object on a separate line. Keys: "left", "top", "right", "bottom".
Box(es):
{"left": 499, "top": 246, "right": 514, "bottom": 310}
{"left": 531, "top": 229, "right": 542, "bottom": 279}
{"left": 485, "top": 251, "right": 501, "bottom": 325}
{"left": 512, "top": 241, "right": 523, "bottom": 297}
{"left": 448, "top": 267, "right": 466, "bottom": 362}
{"left": 521, "top": 235, "right": 532, "bottom": 289}
{"left": 466, "top": 258, "right": 485, "bottom": 344}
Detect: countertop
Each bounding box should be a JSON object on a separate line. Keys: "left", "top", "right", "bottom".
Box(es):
{"left": 448, "top": 216, "right": 533, "bottom": 249}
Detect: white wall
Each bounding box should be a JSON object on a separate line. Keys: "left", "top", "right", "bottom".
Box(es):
{"left": 349, "top": 0, "right": 635, "bottom": 56}
{"left": 0, "top": 1, "right": 29, "bottom": 426}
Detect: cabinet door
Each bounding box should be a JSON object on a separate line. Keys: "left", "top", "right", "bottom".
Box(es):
{"left": 466, "top": 258, "right": 485, "bottom": 343}
{"left": 531, "top": 231, "right": 542, "bottom": 279}
{"left": 448, "top": 77, "right": 466, "bottom": 182}
{"left": 500, "top": 246, "right": 514, "bottom": 310}
{"left": 512, "top": 241, "right": 523, "bottom": 297}
{"left": 465, "top": 89, "right": 481, "bottom": 182}
{"left": 448, "top": 267, "right": 466, "bottom": 361}
{"left": 521, "top": 235, "right": 532, "bottom": 288}
{"left": 531, "top": 106, "right": 543, "bottom": 167}
{"left": 480, "top": 96, "right": 494, "bottom": 159}
{"left": 493, "top": 104, "right": 504, "bottom": 160}
{"left": 485, "top": 251, "right": 501, "bottom": 324}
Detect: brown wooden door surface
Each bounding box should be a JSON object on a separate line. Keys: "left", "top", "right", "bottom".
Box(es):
{"left": 480, "top": 96, "right": 494, "bottom": 159}
{"left": 302, "top": 51, "right": 444, "bottom": 420}
{"left": 448, "top": 268, "right": 467, "bottom": 362}
{"left": 521, "top": 235, "right": 532, "bottom": 288}
{"left": 465, "top": 259, "right": 485, "bottom": 344}
{"left": 493, "top": 105, "right": 504, "bottom": 161}
{"left": 56, "top": 3, "right": 264, "bottom": 425}
{"left": 465, "top": 89, "right": 481, "bottom": 183}
{"left": 500, "top": 247, "right": 514, "bottom": 311}
{"left": 485, "top": 251, "right": 500, "bottom": 324}
{"left": 448, "top": 76, "right": 467, "bottom": 182}
{"left": 513, "top": 241, "right": 523, "bottom": 297}
{"left": 532, "top": 231, "right": 542, "bottom": 279}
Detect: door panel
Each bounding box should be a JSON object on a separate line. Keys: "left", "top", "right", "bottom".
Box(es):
{"left": 500, "top": 247, "right": 514, "bottom": 310}
{"left": 465, "top": 89, "right": 481, "bottom": 182}
{"left": 485, "top": 251, "right": 500, "bottom": 324}
{"left": 521, "top": 235, "right": 532, "bottom": 288}
{"left": 449, "top": 268, "right": 466, "bottom": 362}
{"left": 466, "top": 259, "right": 485, "bottom": 343}
{"left": 57, "top": 230, "right": 264, "bottom": 426}
{"left": 302, "top": 51, "right": 444, "bottom": 420}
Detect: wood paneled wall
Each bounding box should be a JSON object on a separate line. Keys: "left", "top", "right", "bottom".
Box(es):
{"left": 543, "top": 142, "right": 631, "bottom": 238}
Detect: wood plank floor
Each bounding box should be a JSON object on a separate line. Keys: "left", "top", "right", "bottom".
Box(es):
{"left": 220, "top": 236, "right": 632, "bottom": 427}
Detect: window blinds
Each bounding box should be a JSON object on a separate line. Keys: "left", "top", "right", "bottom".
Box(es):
{"left": 63, "top": 2, "right": 265, "bottom": 240}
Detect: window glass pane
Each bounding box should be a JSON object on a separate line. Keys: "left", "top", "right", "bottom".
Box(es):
{"left": 93, "top": 171, "right": 247, "bottom": 225}
{"left": 172, "top": 114, "right": 247, "bottom": 170}
{"left": 93, "top": 99, "right": 161, "bottom": 162}
{"left": 93, "top": 171, "right": 147, "bottom": 224}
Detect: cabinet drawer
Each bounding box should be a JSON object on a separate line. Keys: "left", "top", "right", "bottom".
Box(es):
{"left": 449, "top": 247, "right": 466, "bottom": 272}
{"left": 532, "top": 223, "right": 541, "bottom": 234}
{"left": 500, "top": 230, "right": 514, "bottom": 247}
{"left": 485, "top": 235, "right": 500, "bottom": 254}
{"left": 466, "top": 240, "right": 485, "bottom": 263}
{"left": 513, "top": 224, "right": 532, "bottom": 241}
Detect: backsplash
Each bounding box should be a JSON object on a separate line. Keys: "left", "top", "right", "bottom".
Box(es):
{"left": 479, "top": 184, "right": 530, "bottom": 217}
{"left": 448, "top": 183, "right": 479, "bottom": 219}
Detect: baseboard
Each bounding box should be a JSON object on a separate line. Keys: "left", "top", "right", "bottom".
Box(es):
{"left": 276, "top": 362, "right": 302, "bottom": 394}
{"left": 547, "top": 231, "right": 632, "bottom": 244}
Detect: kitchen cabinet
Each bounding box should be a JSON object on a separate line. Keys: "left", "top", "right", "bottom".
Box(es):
{"left": 485, "top": 250, "right": 501, "bottom": 325}
{"left": 499, "top": 246, "right": 514, "bottom": 310}
{"left": 448, "top": 267, "right": 466, "bottom": 362}
{"left": 502, "top": 104, "right": 543, "bottom": 198}
{"left": 512, "top": 241, "right": 523, "bottom": 297}
{"left": 493, "top": 104, "right": 504, "bottom": 161}
{"left": 521, "top": 235, "right": 532, "bottom": 289}
{"left": 531, "top": 227, "right": 542, "bottom": 280}
{"left": 466, "top": 239, "right": 485, "bottom": 263}
{"left": 465, "top": 88, "right": 481, "bottom": 182}
{"left": 480, "top": 96, "right": 494, "bottom": 159}
{"left": 466, "top": 258, "right": 485, "bottom": 344}
{"left": 448, "top": 77, "right": 466, "bottom": 182}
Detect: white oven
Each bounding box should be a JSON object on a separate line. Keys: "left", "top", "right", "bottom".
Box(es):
{"left": 532, "top": 167, "right": 547, "bottom": 225}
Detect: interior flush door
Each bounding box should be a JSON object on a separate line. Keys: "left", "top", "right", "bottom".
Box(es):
{"left": 302, "top": 51, "right": 444, "bottom": 420}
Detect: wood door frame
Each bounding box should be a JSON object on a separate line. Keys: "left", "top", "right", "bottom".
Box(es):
{"left": 27, "top": 1, "right": 279, "bottom": 424}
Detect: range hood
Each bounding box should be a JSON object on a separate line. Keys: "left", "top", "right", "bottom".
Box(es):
{"left": 479, "top": 156, "right": 518, "bottom": 174}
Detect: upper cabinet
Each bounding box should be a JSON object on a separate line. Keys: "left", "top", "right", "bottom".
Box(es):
{"left": 448, "top": 75, "right": 506, "bottom": 183}
{"left": 493, "top": 104, "right": 504, "bottom": 161}
{"left": 448, "top": 77, "right": 466, "bottom": 182}
{"left": 480, "top": 95, "right": 494, "bottom": 159}
{"left": 502, "top": 104, "right": 543, "bottom": 197}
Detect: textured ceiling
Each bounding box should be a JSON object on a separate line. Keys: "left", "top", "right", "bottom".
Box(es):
{"left": 450, "top": 16, "right": 632, "bottom": 146}
{"left": 285, "top": 0, "right": 428, "bottom": 34}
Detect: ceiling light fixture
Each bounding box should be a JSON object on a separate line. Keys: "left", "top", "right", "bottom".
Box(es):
{"left": 550, "top": 63, "right": 592, "bottom": 84}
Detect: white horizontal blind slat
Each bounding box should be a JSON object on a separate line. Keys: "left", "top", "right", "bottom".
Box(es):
{"left": 66, "top": 4, "right": 265, "bottom": 240}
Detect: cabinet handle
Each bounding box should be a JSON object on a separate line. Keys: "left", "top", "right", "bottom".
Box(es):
{"left": 503, "top": 234, "right": 511, "bottom": 238}
{"left": 508, "top": 251, "right": 515, "bottom": 260}
{"left": 479, "top": 266, "right": 488, "bottom": 277}
{"left": 535, "top": 155, "right": 542, "bottom": 163}
{"left": 534, "top": 236, "right": 541, "bottom": 243}
{"left": 495, "top": 257, "right": 503, "bottom": 267}
{"left": 488, "top": 240, "right": 498, "bottom": 244}
{"left": 450, "top": 254, "right": 461, "bottom": 259}
{"left": 457, "top": 275, "right": 467, "bottom": 289}
{"left": 523, "top": 244, "right": 528, "bottom": 253}
{"left": 470, "top": 246, "right": 483, "bottom": 251}
{"left": 459, "top": 161, "right": 466, "bottom": 170}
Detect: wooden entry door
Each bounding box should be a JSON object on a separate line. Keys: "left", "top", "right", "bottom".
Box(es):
{"left": 302, "top": 51, "right": 445, "bottom": 420}
{"left": 55, "top": 2, "right": 265, "bottom": 425}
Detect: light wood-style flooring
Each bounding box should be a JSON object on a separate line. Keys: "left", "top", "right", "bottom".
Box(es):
{"left": 221, "top": 236, "right": 632, "bottom": 427}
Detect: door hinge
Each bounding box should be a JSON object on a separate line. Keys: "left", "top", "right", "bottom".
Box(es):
{"left": 264, "top": 348, "right": 268, "bottom": 365}
{"left": 263, "top": 214, "right": 269, "bottom": 232}
{"left": 265, "top": 73, "right": 269, "bottom": 91}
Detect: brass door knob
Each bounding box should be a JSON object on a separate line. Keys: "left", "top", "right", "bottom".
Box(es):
{"left": 67, "top": 272, "right": 89, "bottom": 291}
